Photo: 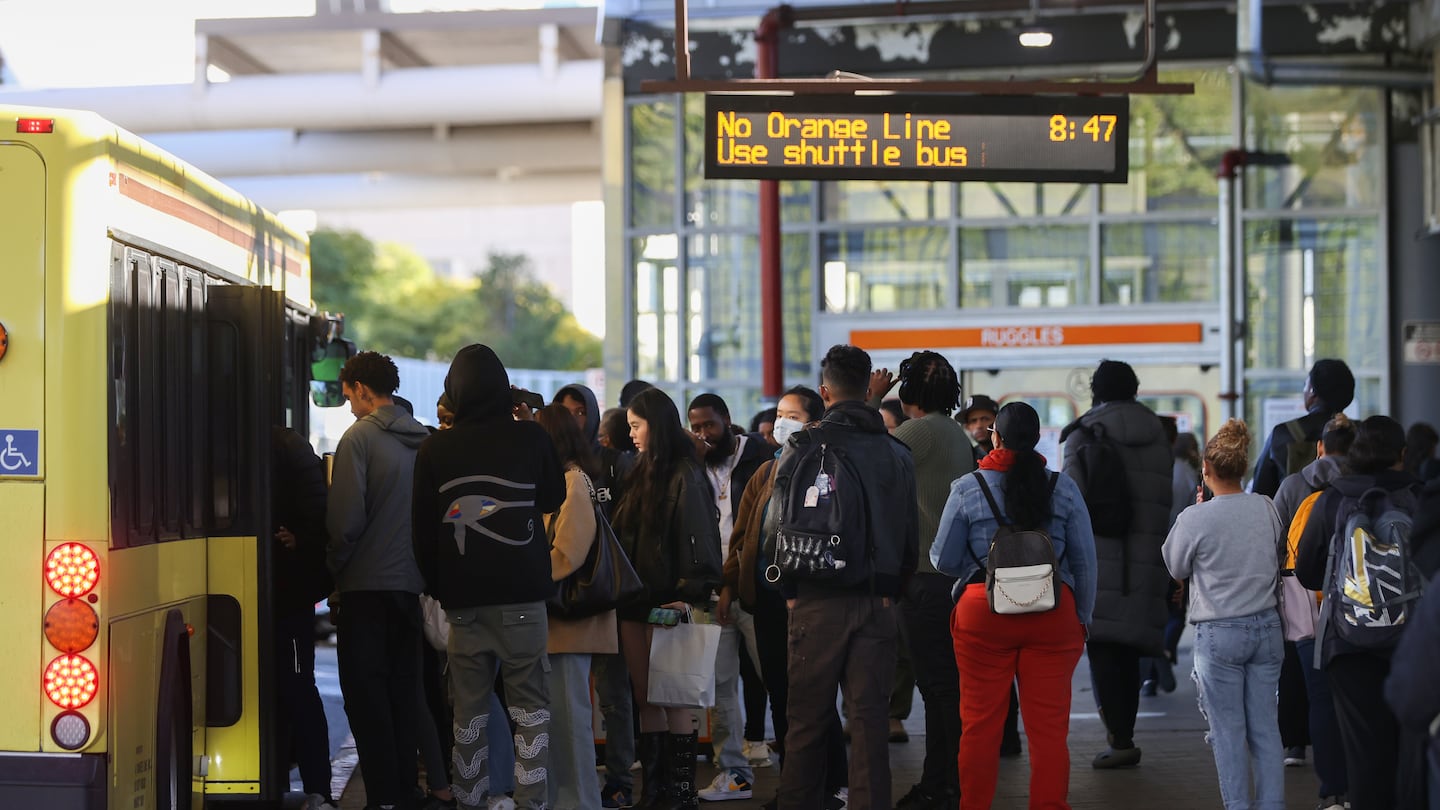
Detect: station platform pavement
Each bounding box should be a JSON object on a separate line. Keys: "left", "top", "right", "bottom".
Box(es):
{"left": 333, "top": 634, "right": 1327, "bottom": 810}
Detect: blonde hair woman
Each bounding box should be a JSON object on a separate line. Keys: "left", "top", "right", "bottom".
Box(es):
{"left": 1162, "top": 419, "right": 1286, "bottom": 809}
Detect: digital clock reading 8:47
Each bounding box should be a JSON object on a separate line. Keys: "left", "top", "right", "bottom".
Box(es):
{"left": 1049, "top": 114, "right": 1119, "bottom": 142}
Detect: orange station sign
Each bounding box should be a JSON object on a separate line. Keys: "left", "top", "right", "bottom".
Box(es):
{"left": 851, "top": 322, "right": 1204, "bottom": 351}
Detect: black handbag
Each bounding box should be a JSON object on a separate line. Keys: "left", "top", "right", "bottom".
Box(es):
{"left": 548, "top": 473, "right": 644, "bottom": 619}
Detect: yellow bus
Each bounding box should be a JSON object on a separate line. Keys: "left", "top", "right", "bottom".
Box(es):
{"left": 0, "top": 105, "right": 349, "bottom": 809}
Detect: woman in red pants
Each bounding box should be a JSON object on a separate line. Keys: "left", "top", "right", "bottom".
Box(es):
{"left": 931, "top": 402, "right": 1098, "bottom": 809}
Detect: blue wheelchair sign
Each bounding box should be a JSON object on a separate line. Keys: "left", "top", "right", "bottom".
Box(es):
{"left": 0, "top": 429, "right": 38, "bottom": 476}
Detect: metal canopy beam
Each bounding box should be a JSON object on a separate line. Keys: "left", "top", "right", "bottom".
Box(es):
{"left": 640, "top": 0, "right": 1194, "bottom": 96}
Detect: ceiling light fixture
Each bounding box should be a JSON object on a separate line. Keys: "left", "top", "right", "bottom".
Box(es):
{"left": 1019, "top": 30, "right": 1054, "bottom": 48}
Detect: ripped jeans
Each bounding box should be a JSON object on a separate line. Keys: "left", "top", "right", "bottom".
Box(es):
{"left": 1191, "top": 608, "right": 1285, "bottom": 810}
{"left": 448, "top": 603, "right": 551, "bottom": 810}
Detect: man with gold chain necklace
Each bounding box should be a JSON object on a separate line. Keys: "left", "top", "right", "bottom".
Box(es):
{"left": 688, "top": 393, "right": 776, "bottom": 802}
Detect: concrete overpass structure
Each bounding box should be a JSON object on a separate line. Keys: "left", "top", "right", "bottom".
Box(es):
{"left": 0, "top": 2, "right": 607, "bottom": 210}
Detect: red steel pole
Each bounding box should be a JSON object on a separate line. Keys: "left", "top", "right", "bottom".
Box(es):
{"left": 755, "top": 6, "right": 793, "bottom": 399}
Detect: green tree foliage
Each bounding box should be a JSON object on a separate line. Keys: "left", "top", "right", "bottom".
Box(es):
{"left": 309, "top": 228, "right": 601, "bottom": 370}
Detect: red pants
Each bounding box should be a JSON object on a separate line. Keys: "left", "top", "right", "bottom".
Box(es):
{"left": 951, "top": 583, "right": 1085, "bottom": 810}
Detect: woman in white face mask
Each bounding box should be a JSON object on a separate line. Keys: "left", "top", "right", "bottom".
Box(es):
{"left": 718, "top": 386, "right": 851, "bottom": 808}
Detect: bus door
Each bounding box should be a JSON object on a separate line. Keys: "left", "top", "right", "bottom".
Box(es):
{"left": 202, "top": 284, "right": 285, "bottom": 804}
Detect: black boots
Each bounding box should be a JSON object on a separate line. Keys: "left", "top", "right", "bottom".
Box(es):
{"left": 662, "top": 732, "right": 698, "bottom": 810}
{"left": 634, "top": 731, "right": 668, "bottom": 810}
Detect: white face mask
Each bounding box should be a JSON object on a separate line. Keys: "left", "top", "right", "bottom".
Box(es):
{"left": 772, "top": 417, "right": 804, "bottom": 447}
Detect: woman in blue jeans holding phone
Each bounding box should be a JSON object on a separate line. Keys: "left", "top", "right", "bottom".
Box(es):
{"left": 1162, "top": 418, "right": 1287, "bottom": 810}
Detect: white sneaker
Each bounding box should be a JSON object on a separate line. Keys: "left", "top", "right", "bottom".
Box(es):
{"left": 488, "top": 796, "right": 517, "bottom": 810}
{"left": 697, "top": 769, "right": 753, "bottom": 802}
{"left": 742, "top": 740, "right": 773, "bottom": 767}
{"left": 824, "top": 787, "right": 848, "bottom": 810}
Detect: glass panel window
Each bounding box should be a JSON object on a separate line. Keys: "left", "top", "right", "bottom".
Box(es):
{"left": 961, "top": 182, "right": 1091, "bottom": 218}
{"left": 630, "top": 99, "right": 678, "bottom": 229}
{"left": 1244, "top": 218, "right": 1382, "bottom": 373}
{"left": 1103, "top": 69, "right": 1233, "bottom": 214}
{"left": 820, "top": 227, "right": 949, "bottom": 312}
{"left": 781, "top": 233, "right": 814, "bottom": 378}
{"left": 782, "top": 180, "right": 815, "bottom": 225}
{"left": 1244, "top": 84, "right": 1384, "bottom": 210}
{"left": 1101, "top": 221, "right": 1218, "bottom": 304}
{"left": 687, "top": 233, "right": 760, "bottom": 382}
{"left": 960, "top": 225, "right": 1089, "bottom": 308}
{"left": 633, "top": 235, "right": 682, "bottom": 380}
{"left": 684, "top": 94, "right": 758, "bottom": 227}
{"left": 822, "top": 180, "right": 951, "bottom": 221}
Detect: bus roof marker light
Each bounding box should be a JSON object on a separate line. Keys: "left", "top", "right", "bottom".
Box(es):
{"left": 43, "top": 654, "right": 99, "bottom": 709}
{"left": 0, "top": 319, "right": 8, "bottom": 362}
{"left": 45, "top": 543, "right": 100, "bottom": 598}
{"left": 17, "top": 118, "right": 55, "bottom": 134}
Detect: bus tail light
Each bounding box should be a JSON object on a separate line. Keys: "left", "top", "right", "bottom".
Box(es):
{"left": 44, "top": 599, "right": 99, "bottom": 653}
{"left": 45, "top": 542, "right": 99, "bottom": 598}
{"left": 44, "top": 654, "right": 98, "bottom": 709}
{"left": 51, "top": 711, "right": 91, "bottom": 750}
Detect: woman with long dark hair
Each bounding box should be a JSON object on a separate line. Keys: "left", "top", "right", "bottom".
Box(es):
{"left": 535, "top": 404, "right": 616, "bottom": 810}
{"left": 1162, "top": 418, "right": 1287, "bottom": 810}
{"left": 931, "top": 402, "right": 1096, "bottom": 810}
{"left": 611, "top": 388, "right": 722, "bottom": 810}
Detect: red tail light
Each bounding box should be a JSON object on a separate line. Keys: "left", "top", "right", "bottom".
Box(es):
{"left": 45, "top": 543, "right": 99, "bottom": 598}
{"left": 44, "top": 655, "right": 98, "bottom": 709}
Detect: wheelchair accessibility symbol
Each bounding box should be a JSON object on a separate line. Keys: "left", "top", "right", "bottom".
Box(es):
{"left": 0, "top": 430, "right": 38, "bottom": 476}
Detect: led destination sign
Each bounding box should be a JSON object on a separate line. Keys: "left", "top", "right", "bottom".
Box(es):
{"left": 704, "top": 94, "right": 1130, "bottom": 184}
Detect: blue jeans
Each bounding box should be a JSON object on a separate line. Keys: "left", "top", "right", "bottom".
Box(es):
{"left": 1191, "top": 609, "right": 1285, "bottom": 810}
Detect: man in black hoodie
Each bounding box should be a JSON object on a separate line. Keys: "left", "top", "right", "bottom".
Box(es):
{"left": 413, "top": 344, "right": 565, "bottom": 810}
{"left": 773, "top": 344, "right": 918, "bottom": 810}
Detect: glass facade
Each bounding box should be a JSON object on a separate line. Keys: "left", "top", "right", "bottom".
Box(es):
{"left": 621, "top": 67, "right": 1388, "bottom": 424}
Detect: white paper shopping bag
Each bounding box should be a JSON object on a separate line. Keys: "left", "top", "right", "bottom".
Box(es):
{"left": 647, "top": 619, "right": 721, "bottom": 708}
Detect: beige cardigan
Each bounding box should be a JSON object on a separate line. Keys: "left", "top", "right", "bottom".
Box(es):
{"left": 547, "top": 467, "right": 619, "bottom": 655}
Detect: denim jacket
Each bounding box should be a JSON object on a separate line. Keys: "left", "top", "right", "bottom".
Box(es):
{"left": 930, "top": 469, "right": 1098, "bottom": 625}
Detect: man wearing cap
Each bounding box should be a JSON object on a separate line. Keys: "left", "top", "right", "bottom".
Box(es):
{"left": 1250, "top": 358, "right": 1356, "bottom": 498}
{"left": 959, "top": 395, "right": 1000, "bottom": 463}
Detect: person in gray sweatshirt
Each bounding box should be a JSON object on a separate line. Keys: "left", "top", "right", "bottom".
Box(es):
{"left": 1162, "top": 418, "right": 1286, "bottom": 810}
{"left": 326, "top": 350, "right": 430, "bottom": 810}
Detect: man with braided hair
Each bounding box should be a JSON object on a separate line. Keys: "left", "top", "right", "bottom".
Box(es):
{"left": 873, "top": 351, "right": 973, "bottom": 810}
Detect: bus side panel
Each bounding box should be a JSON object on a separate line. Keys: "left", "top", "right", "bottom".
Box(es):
{"left": 0, "top": 142, "right": 45, "bottom": 752}
{"left": 108, "top": 599, "right": 204, "bottom": 810}
{"left": 202, "top": 536, "right": 261, "bottom": 795}
{"left": 0, "top": 485, "right": 43, "bottom": 750}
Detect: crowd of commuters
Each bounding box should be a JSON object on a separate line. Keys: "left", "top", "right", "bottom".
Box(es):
{"left": 275, "top": 345, "right": 1440, "bottom": 810}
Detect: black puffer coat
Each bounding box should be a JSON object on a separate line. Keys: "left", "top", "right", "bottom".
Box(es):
{"left": 1061, "top": 400, "right": 1174, "bottom": 654}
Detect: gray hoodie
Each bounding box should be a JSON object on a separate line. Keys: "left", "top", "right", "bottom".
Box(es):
{"left": 327, "top": 403, "right": 430, "bottom": 593}
{"left": 1272, "top": 453, "right": 1348, "bottom": 527}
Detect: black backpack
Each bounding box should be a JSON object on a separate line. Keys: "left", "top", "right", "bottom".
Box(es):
{"left": 1069, "top": 422, "right": 1133, "bottom": 539}
{"left": 1315, "top": 486, "right": 1425, "bottom": 663}
{"left": 766, "top": 425, "right": 873, "bottom": 588}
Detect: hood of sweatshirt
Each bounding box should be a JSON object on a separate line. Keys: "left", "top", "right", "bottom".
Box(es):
{"left": 360, "top": 403, "right": 430, "bottom": 449}
{"left": 1300, "top": 454, "right": 1348, "bottom": 490}
{"left": 445, "top": 344, "right": 511, "bottom": 425}
{"left": 555, "top": 382, "right": 601, "bottom": 443}
{"left": 821, "top": 399, "right": 888, "bottom": 434}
